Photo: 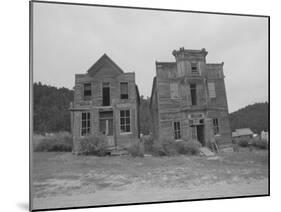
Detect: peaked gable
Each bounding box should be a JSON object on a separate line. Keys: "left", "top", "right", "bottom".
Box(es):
{"left": 87, "top": 54, "right": 124, "bottom": 77}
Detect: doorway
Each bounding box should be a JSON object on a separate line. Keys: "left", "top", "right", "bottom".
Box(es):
{"left": 196, "top": 125, "right": 205, "bottom": 146}
{"left": 99, "top": 111, "right": 114, "bottom": 147}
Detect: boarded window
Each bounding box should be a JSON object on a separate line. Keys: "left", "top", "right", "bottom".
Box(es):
{"left": 83, "top": 83, "right": 91, "bottom": 99}
{"left": 81, "top": 112, "right": 91, "bottom": 136}
{"left": 190, "top": 84, "right": 197, "bottom": 105}
{"left": 208, "top": 82, "right": 216, "bottom": 98}
{"left": 120, "top": 110, "right": 130, "bottom": 133}
{"left": 120, "top": 82, "right": 129, "bottom": 99}
{"left": 174, "top": 121, "right": 181, "bottom": 140}
{"left": 170, "top": 82, "right": 179, "bottom": 99}
{"left": 213, "top": 118, "right": 219, "bottom": 135}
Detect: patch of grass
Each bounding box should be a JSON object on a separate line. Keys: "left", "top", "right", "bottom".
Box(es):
{"left": 34, "top": 132, "right": 72, "bottom": 152}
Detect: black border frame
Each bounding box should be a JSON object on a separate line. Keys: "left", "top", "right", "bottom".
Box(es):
{"left": 29, "top": 0, "right": 270, "bottom": 211}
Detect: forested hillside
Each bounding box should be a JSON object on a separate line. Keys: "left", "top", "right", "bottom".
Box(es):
{"left": 229, "top": 102, "right": 268, "bottom": 133}
{"left": 33, "top": 82, "right": 74, "bottom": 133}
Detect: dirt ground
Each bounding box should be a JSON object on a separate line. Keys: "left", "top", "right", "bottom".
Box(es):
{"left": 32, "top": 150, "right": 268, "bottom": 210}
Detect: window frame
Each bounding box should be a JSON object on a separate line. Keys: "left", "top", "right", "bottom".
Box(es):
{"left": 83, "top": 83, "right": 92, "bottom": 99}
{"left": 191, "top": 62, "right": 199, "bottom": 75}
{"left": 213, "top": 118, "right": 219, "bottom": 135}
{"left": 173, "top": 121, "right": 181, "bottom": 140}
{"left": 208, "top": 82, "right": 216, "bottom": 98}
{"left": 120, "top": 82, "right": 129, "bottom": 99}
{"left": 190, "top": 83, "right": 197, "bottom": 105}
{"left": 81, "top": 112, "right": 91, "bottom": 136}
{"left": 120, "top": 109, "right": 131, "bottom": 134}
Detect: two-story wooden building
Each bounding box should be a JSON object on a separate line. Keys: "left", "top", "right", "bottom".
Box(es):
{"left": 150, "top": 48, "right": 232, "bottom": 148}
{"left": 70, "top": 54, "right": 140, "bottom": 154}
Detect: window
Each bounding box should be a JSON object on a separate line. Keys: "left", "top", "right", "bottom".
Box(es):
{"left": 190, "top": 84, "right": 197, "bottom": 105}
{"left": 102, "top": 82, "right": 110, "bottom": 106}
{"left": 83, "top": 83, "right": 91, "bottom": 99}
{"left": 213, "top": 118, "right": 219, "bottom": 135}
{"left": 174, "top": 121, "right": 181, "bottom": 140}
{"left": 120, "top": 82, "right": 129, "bottom": 99}
{"left": 120, "top": 110, "right": 130, "bottom": 133}
{"left": 191, "top": 62, "right": 199, "bottom": 75}
{"left": 170, "top": 82, "right": 179, "bottom": 99}
{"left": 208, "top": 82, "right": 216, "bottom": 98}
{"left": 81, "top": 112, "right": 90, "bottom": 136}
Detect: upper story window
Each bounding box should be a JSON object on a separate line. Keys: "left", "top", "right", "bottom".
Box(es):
{"left": 191, "top": 62, "right": 199, "bottom": 75}
{"left": 213, "top": 118, "right": 219, "bottom": 135}
{"left": 120, "top": 82, "right": 129, "bottom": 99}
{"left": 120, "top": 110, "right": 131, "bottom": 133}
{"left": 102, "top": 82, "right": 110, "bottom": 106}
{"left": 81, "top": 112, "right": 91, "bottom": 136}
{"left": 170, "top": 82, "right": 179, "bottom": 99}
{"left": 190, "top": 84, "right": 197, "bottom": 105}
{"left": 208, "top": 82, "right": 216, "bottom": 98}
{"left": 83, "top": 83, "right": 91, "bottom": 100}
{"left": 173, "top": 121, "right": 181, "bottom": 140}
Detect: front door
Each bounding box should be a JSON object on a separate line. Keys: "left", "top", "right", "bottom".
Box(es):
{"left": 196, "top": 125, "right": 205, "bottom": 146}
{"left": 99, "top": 111, "right": 114, "bottom": 147}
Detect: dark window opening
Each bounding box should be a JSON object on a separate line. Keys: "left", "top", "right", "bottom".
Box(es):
{"left": 191, "top": 62, "right": 199, "bottom": 75}
{"left": 83, "top": 83, "right": 91, "bottom": 99}
{"left": 190, "top": 84, "right": 197, "bottom": 105}
{"left": 120, "top": 110, "right": 130, "bottom": 133}
{"left": 102, "top": 82, "right": 110, "bottom": 106}
{"left": 120, "top": 82, "right": 129, "bottom": 99}
{"left": 213, "top": 118, "right": 219, "bottom": 135}
{"left": 81, "top": 112, "right": 90, "bottom": 136}
{"left": 174, "top": 121, "right": 181, "bottom": 140}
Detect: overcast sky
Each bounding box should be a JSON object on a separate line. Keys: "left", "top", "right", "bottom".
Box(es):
{"left": 33, "top": 2, "right": 268, "bottom": 112}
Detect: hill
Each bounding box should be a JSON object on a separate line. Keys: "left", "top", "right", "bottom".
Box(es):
{"left": 229, "top": 102, "right": 269, "bottom": 133}
{"left": 33, "top": 82, "right": 74, "bottom": 134}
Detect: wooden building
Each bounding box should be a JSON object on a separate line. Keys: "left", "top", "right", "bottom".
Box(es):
{"left": 150, "top": 48, "right": 232, "bottom": 148}
{"left": 70, "top": 54, "right": 140, "bottom": 153}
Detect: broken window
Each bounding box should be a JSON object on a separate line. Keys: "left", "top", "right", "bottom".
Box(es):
{"left": 81, "top": 112, "right": 90, "bottom": 136}
{"left": 83, "top": 83, "right": 91, "bottom": 99}
{"left": 170, "top": 82, "right": 179, "bottom": 99}
{"left": 102, "top": 82, "right": 110, "bottom": 106}
{"left": 213, "top": 118, "right": 219, "bottom": 135}
{"left": 191, "top": 62, "right": 199, "bottom": 75}
{"left": 120, "top": 110, "right": 130, "bottom": 133}
{"left": 190, "top": 84, "right": 197, "bottom": 105}
{"left": 120, "top": 82, "right": 129, "bottom": 99}
{"left": 208, "top": 82, "right": 216, "bottom": 98}
{"left": 174, "top": 121, "right": 181, "bottom": 140}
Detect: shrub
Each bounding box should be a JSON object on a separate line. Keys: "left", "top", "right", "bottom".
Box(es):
{"left": 151, "top": 142, "right": 167, "bottom": 156}
{"left": 238, "top": 139, "right": 249, "bottom": 147}
{"left": 127, "top": 141, "right": 144, "bottom": 157}
{"left": 34, "top": 131, "right": 72, "bottom": 152}
{"left": 162, "top": 138, "right": 178, "bottom": 156}
{"left": 78, "top": 135, "right": 108, "bottom": 156}
{"left": 252, "top": 139, "right": 268, "bottom": 150}
{"left": 175, "top": 140, "right": 202, "bottom": 155}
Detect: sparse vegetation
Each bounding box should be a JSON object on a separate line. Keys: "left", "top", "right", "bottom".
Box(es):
{"left": 252, "top": 139, "right": 268, "bottom": 150}
{"left": 127, "top": 141, "right": 144, "bottom": 157}
{"left": 33, "top": 132, "right": 72, "bottom": 152}
{"left": 175, "top": 140, "right": 202, "bottom": 155}
{"left": 77, "top": 135, "right": 108, "bottom": 156}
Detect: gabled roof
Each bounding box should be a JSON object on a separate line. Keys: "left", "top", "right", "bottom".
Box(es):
{"left": 233, "top": 128, "right": 254, "bottom": 137}
{"left": 86, "top": 54, "right": 124, "bottom": 76}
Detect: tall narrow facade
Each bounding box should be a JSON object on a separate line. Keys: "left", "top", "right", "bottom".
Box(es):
{"left": 70, "top": 54, "right": 140, "bottom": 153}
{"left": 150, "top": 48, "right": 231, "bottom": 148}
